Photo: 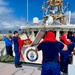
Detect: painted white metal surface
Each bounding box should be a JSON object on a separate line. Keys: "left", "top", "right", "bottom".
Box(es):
{"left": 20, "top": 25, "right": 75, "bottom": 64}
{"left": 20, "top": 34, "right": 28, "bottom": 40}
{"left": 73, "top": 55, "right": 75, "bottom": 65}
{"left": 20, "top": 25, "right": 75, "bottom": 31}
{"left": 68, "top": 64, "right": 75, "bottom": 75}
{"left": 0, "top": 41, "right": 6, "bottom": 56}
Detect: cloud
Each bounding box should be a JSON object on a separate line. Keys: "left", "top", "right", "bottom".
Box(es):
{"left": 0, "top": 0, "right": 12, "bottom": 15}
{"left": 0, "top": 16, "right": 27, "bottom": 29}
{"left": 65, "top": 11, "right": 75, "bottom": 24}
{"left": 0, "top": 7, "right": 13, "bottom": 15}
{"left": 0, "top": 0, "right": 8, "bottom": 6}
{"left": 0, "top": 0, "right": 28, "bottom": 33}
{"left": 0, "top": 0, "right": 75, "bottom": 33}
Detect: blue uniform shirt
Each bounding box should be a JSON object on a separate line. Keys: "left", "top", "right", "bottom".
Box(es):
{"left": 12, "top": 36, "right": 19, "bottom": 47}
{"left": 2, "top": 37, "right": 12, "bottom": 46}
{"left": 37, "top": 41, "right": 64, "bottom": 62}
{"left": 70, "top": 36, "right": 75, "bottom": 43}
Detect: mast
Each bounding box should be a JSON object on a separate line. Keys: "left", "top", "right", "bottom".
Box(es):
{"left": 27, "top": 0, "right": 28, "bottom": 23}
{"left": 68, "top": 11, "right": 71, "bottom": 24}
{"left": 41, "top": 0, "right": 70, "bottom": 25}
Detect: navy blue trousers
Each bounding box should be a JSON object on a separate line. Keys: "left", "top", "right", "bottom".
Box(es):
{"left": 60, "top": 49, "right": 71, "bottom": 73}
{"left": 60, "top": 43, "right": 75, "bottom": 73}
{"left": 6, "top": 46, "right": 13, "bottom": 56}
{"left": 41, "top": 62, "right": 60, "bottom": 75}
{"left": 14, "top": 47, "right": 20, "bottom": 64}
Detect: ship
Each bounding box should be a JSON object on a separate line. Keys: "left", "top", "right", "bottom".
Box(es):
{"left": 0, "top": 0, "right": 75, "bottom": 75}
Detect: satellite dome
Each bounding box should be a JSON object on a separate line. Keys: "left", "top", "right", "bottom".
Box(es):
{"left": 33, "top": 17, "right": 39, "bottom": 24}
{"left": 47, "top": 16, "right": 53, "bottom": 25}
{"left": 46, "top": 20, "right": 48, "bottom": 26}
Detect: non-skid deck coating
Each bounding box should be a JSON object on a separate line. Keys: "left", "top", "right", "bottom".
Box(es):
{"left": 0, "top": 62, "right": 67, "bottom": 75}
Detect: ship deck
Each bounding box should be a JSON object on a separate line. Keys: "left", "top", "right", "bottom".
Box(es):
{"left": 0, "top": 62, "right": 67, "bottom": 75}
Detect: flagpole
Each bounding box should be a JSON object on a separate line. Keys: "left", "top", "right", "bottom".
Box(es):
{"left": 42, "top": 0, "right": 45, "bottom": 17}
{"left": 27, "top": 0, "right": 28, "bottom": 23}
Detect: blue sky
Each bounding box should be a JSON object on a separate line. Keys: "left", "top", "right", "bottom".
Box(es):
{"left": 5, "top": 0, "right": 44, "bottom": 21}
{"left": 0, "top": 0, "right": 75, "bottom": 33}
{"left": 4, "top": 0, "right": 75, "bottom": 21}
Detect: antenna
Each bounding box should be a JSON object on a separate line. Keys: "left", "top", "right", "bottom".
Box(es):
{"left": 27, "top": 0, "right": 28, "bottom": 23}
{"left": 67, "top": 1, "right": 71, "bottom": 24}
{"left": 68, "top": 11, "right": 71, "bottom": 24}
{"left": 42, "top": 0, "right": 45, "bottom": 16}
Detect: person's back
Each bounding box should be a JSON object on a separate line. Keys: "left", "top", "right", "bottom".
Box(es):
{"left": 38, "top": 41, "right": 64, "bottom": 62}
{"left": 2, "top": 36, "right": 12, "bottom": 56}
{"left": 4, "top": 37, "right": 12, "bottom": 46}
{"left": 36, "top": 31, "right": 67, "bottom": 75}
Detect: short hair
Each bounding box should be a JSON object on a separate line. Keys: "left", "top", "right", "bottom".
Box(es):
{"left": 14, "top": 31, "right": 18, "bottom": 34}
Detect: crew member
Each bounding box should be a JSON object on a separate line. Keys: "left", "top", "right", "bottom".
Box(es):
{"left": 70, "top": 32, "right": 75, "bottom": 43}
{"left": 60, "top": 31, "right": 75, "bottom": 73}
{"left": 18, "top": 38, "right": 32, "bottom": 60}
{"left": 2, "top": 33, "right": 13, "bottom": 56}
{"left": 12, "top": 31, "right": 22, "bottom": 68}
{"left": 36, "top": 31, "right": 67, "bottom": 75}
{"left": 60, "top": 31, "right": 71, "bottom": 45}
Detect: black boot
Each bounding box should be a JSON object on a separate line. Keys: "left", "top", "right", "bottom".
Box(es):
{"left": 19, "top": 62, "right": 23, "bottom": 65}
{"left": 15, "top": 64, "right": 22, "bottom": 68}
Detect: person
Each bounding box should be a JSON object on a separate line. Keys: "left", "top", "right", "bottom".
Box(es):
{"left": 60, "top": 31, "right": 75, "bottom": 73}
{"left": 12, "top": 31, "right": 22, "bottom": 68}
{"left": 70, "top": 32, "right": 75, "bottom": 43}
{"left": 60, "top": 31, "right": 71, "bottom": 45}
{"left": 36, "top": 31, "right": 67, "bottom": 75}
{"left": 2, "top": 33, "right": 13, "bottom": 56}
{"left": 18, "top": 38, "right": 32, "bottom": 60}
{"left": 60, "top": 50, "right": 71, "bottom": 73}
{"left": 2, "top": 35, "right": 6, "bottom": 41}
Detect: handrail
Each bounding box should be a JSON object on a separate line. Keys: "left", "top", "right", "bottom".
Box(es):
{"left": 0, "top": 47, "right": 6, "bottom": 56}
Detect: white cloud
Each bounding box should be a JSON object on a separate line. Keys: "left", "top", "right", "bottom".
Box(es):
{"left": 0, "top": 0, "right": 8, "bottom": 6}
{"left": 0, "top": 7, "right": 13, "bottom": 15}
{"left": 65, "top": 11, "right": 75, "bottom": 24}
{"left": 0, "top": 0, "right": 75, "bottom": 33}
{"left": 0, "top": 16, "right": 27, "bottom": 29}
{"left": 0, "top": 0, "right": 28, "bottom": 32}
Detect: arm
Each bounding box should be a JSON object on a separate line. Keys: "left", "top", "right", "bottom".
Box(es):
{"left": 36, "top": 43, "right": 42, "bottom": 51}
{"left": 62, "top": 44, "right": 68, "bottom": 51}
{"left": 59, "top": 41, "right": 68, "bottom": 51}
{"left": 61, "top": 36, "right": 71, "bottom": 45}
{"left": 36, "top": 47, "right": 39, "bottom": 51}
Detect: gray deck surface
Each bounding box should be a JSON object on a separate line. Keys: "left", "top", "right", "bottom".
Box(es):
{"left": 0, "top": 62, "right": 67, "bottom": 75}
